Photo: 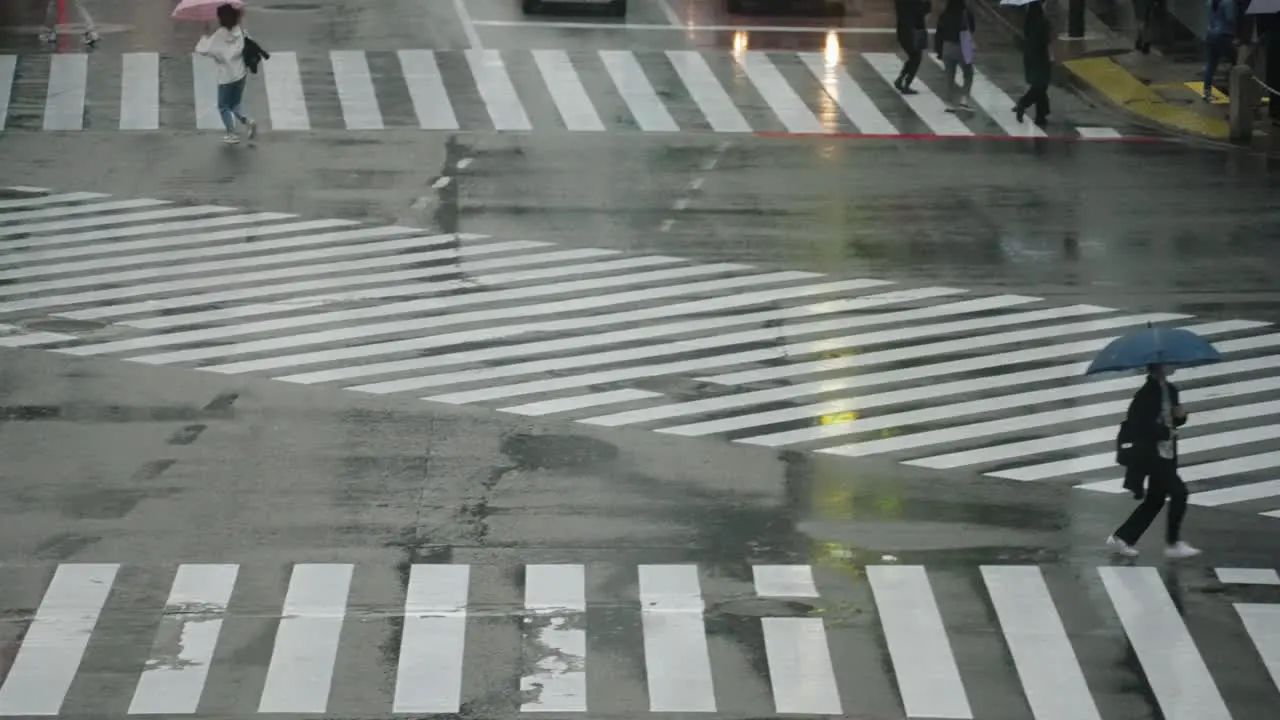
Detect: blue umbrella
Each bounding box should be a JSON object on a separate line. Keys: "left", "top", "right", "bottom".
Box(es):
{"left": 1085, "top": 323, "right": 1223, "bottom": 375}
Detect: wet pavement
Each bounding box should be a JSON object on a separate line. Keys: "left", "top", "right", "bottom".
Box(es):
{"left": 2, "top": 0, "right": 1280, "bottom": 717}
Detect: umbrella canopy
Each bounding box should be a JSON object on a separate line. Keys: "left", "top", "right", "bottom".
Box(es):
{"left": 1000, "top": 0, "right": 1042, "bottom": 6}
{"left": 172, "top": 0, "right": 245, "bottom": 22}
{"left": 1246, "top": 0, "right": 1280, "bottom": 15}
{"left": 1085, "top": 324, "right": 1223, "bottom": 375}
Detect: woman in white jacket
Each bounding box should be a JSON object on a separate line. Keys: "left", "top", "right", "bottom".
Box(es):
{"left": 195, "top": 4, "right": 257, "bottom": 144}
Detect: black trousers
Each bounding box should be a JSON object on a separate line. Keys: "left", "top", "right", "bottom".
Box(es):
{"left": 897, "top": 47, "right": 923, "bottom": 87}
{"left": 1015, "top": 83, "right": 1051, "bottom": 122}
{"left": 1114, "top": 458, "right": 1187, "bottom": 545}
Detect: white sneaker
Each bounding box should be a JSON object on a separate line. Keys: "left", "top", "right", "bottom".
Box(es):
{"left": 244, "top": 118, "right": 257, "bottom": 140}
{"left": 222, "top": 134, "right": 240, "bottom": 145}
{"left": 1165, "top": 541, "right": 1202, "bottom": 559}
{"left": 1107, "top": 536, "right": 1139, "bottom": 557}
{"left": 38, "top": 29, "right": 56, "bottom": 43}
{"left": 83, "top": 30, "right": 99, "bottom": 46}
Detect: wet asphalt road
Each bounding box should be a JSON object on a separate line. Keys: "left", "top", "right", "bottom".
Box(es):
{"left": 1, "top": 0, "right": 1280, "bottom": 717}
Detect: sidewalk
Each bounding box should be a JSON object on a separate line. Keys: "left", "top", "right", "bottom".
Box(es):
{"left": 975, "top": 0, "right": 1269, "bottom": 144}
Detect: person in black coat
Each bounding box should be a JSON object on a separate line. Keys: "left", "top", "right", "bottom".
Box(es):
{"left": 1013, "top": 1, "right": 1052, "bottom": 126}
{"left": 894, "top": 0, "right": 931, "bottom": 94}
{"left": 1108, "top": 364, "right": 1202, "bottom": 558}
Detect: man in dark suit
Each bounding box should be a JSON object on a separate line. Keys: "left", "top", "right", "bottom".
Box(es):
{"left": 1107, "top": 363, "right": 1202, "bottom": 558}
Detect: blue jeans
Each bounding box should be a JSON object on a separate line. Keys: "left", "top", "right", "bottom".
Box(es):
{"left": 1204, "top": 33, "right": 1236, "bottom": 95}
{"left": 217, "top": 76, "right": 248, "bottom": 132}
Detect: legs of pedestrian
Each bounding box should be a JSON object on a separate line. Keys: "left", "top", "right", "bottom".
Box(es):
{"left": 41, "top": 0, "right": 98, "bottom": 45}
{"left": 216, "top": 78, "right": 248, "bottom": 144}
{"left": 1204, "top": 34, "right": 1227, "bottom": 100}
{"left": 942, "top": 44, "right": 961, "bottom": 109}
{"left": 958, "top": 62, "right": 974, "bottom": 109}
{"left": 896, "top": 49, "right": 922, "bottom": 94}
{"left": 1108, "top": 459, "right": 1200, "bottom": 557}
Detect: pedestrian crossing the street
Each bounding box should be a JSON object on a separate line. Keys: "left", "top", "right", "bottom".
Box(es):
{"left": 2, "top": 188, "right": 1280, "bottom": 519}
{"left": 0, "top": 48, "right": 1129, "bottom": 138}
{"left": 0, "top": 561, "right": 1275, "bottom": 717}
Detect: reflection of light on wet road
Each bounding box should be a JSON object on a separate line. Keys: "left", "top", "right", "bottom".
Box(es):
{"left": 820, "top": 411, "right": 859, "bottom": 425}
{"left": 816, "top": 33, "right": 842, "bottom": 131}
{"left": 732, "top": 31, "right": 749, "bottom": 59}
{"left": 823, "top": 31, "right": 841, "bottom": 67}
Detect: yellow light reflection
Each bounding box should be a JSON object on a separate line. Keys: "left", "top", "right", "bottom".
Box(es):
{"left": 819, "top": 411, "right": 859, "bottom": 425}
{"left": 823, "top": 31, "right": 841, "bottom": 68}
{"left": 732, "top": 31, "right": 749, "bottom": 59}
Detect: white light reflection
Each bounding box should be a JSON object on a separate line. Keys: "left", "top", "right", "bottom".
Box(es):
{"left": 823, "top": 31, "right": 841, "bottom": 68}
{"left": 732, "top": 31, "right": 749, "bottom": 60}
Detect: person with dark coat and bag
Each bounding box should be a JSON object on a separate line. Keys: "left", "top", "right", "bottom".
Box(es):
{"left": 894, "top": 0, "right": 930, "bottom": 94}
{"left": 1107, "top": 363, "right": 1202, "bottom": 559}
{"left": 1013, "top": 0, "right": 1052, "bottom": 127}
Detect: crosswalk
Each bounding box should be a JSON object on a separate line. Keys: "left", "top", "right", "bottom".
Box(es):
{"left": 0, "top": 48, "right": 1128, "bottom": 138}
{"left": 2, "top": 188, "right": 1280, "bottom": 518}
{"left": 0, "top": 561, "right": 1276, "bottom": 717}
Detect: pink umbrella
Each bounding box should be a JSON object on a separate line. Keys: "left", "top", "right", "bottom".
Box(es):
{"left": 172, "top": 0, "right": 245, "bottom": 22}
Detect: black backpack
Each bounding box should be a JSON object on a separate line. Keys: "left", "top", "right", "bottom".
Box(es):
{"left": 244, "top": 37, "right": 270, "bottom": 74}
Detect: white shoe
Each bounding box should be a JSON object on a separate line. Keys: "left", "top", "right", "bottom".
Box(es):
{"left": 1165, "top": 541, "right": 1202, "bottom": 558}
{"left": 222, "top": 134, "right": 240, "bottom": 145}
{"left": 38, "top": 29, "right": 56, "bottom": 43}
{"left": 83, "top": 30, "right": 99, "bottom": 46}
{"left": 1107, "top": 536, "right": 1139, "bottom": 557}
{"left": 244, "top": 118, "right": 257, "bottom": 140}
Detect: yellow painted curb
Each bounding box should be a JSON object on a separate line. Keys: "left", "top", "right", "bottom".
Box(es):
{"left": 1064, "top": 57, "right": 1229, "bottom": 139}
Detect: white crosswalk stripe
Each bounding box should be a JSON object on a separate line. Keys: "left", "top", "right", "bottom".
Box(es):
{"left": 2, "top": 188, "right": 1280, "bottom": 517}
{"left": 0, "top": 561, "right": 1275, "bottom": 716}
{"left": 0, "top": 50, "right": 1126, "bottom": 139}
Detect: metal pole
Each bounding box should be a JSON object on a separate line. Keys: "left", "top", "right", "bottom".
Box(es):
{"left": 1228, "top": 64, "right": 1253, "bottom": 144}
{"left": 57, "top": 0, "right": 66, "bottom": 27}
{"left": 1067, "top": 0, "right": 1086, "bottom": 38}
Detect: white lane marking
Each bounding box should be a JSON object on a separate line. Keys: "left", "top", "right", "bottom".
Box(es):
{"left": 424, "top": 302, "right": 1111, "bottom": 407}
{"left": 599, "top": 51, "right": 679, "bottom": 132}
{"left": 0, "top": 197, "right": 166, "bottom": 224}
{"left": 1, "top": 223, "right": 397, "bottom": 283}
{"left": 867, "top": 565, "right": 971, "bottom": 719}
{"left": 0, "top": 55, "right": 15, "bottom": 129}
{"left": 73, "top": 248, "right": 614, "bottom": 325}
{"left": 471, "top": 20, "right": 902, "bottom": 33}
{"left": 585, "top": 314, "right": 1207, "bottom": 429}
{"left": 926, "top": 55, "right": 1044, "bottom": 137}
{"left": 1197, "top": 479, "right": 1280, "bottom": 510}
{"left": 862, "top": 52, "right": 973, "bottom": 136}
{"left": 0, "top": 191, "right": 107, "bottom": 211}
{"left": 1265, "top": 509, "right": 1280, "bottom": 517}
{"left": 1098, "top": 567, "right": 1231, "bottom": 720}
{"left": 522, "top": 565, "right": 587, "bottom": 712}
{"left": 192, "top": 55, "right": 222, "bottom": 130}
{"left": 393, "top": 565, "right": 470, "bottom": 713}
{"left": 268, "top": 275, "right": 862, "bottom": 383}
{"left": 814, "top": 373, "right": 1280, "bottom": 460}
{"left": 95, "top": 264, "right": 762, "bottom": 363}
{"left": 330, "top": 50, "right": 384, "bottom": 130}
{"left": 0, "top": 564, "right": 119, "bottom": 716}
{"left": 1215, "top": 568, "right": 1280, "bottom": 585}
{"left": 1236, "top": 603, "right": 1280, "bottom": 694}
{"left": 120, "top": 52, "right": 160, "bottom": 130}
{"left": 43, "top": 53, "right": 87, "bottom": 131}
{"left": 981, "top": 566, "right": 1100, "bottom": 720}
{"left": 466, "top": 50, "right": 531, "bottom": 131}
{"left": 503, "top": 388, "right": 663, "bottom": 416}
{"left": 666, "top": 50, "right": 751, "bottom": 133}
{"left": 258, "top": 564, "right": 353, "bottom": 712}
{"left": 1078, "top": 449, "right": 1280, "bottom": 494}
{"left": 398, "top": 50, "right": 460, "bottom": 130}
{"left": 453, "top": 0, "right": 482, "bottom": 48}
{"left": 0, "top": 329, "right": 76, "bottom": 347}
{"left": 457, "top": 157, "right": 473, "bottom": 169}
{"left": 737, "top": 52, "right": 824, "bottom": 133}
{"left": 128, "top": 564, "right": 239, "bottom": 715}
{"left": 0, "top": 204, "right": 234, "bottom": 239}
{"left": 1078, "top": 126, "right": 1122, "bottom": 138}
{"left": 639, "top": 565, "right": 716, "bottom": 712}
{"left": 13, "top": 231, "right": 438, "bottom": 312}
{"left": 993, "top": 421, "right": 1280, "bottom": 481}
{"left": 534, "top": 50, "right": 604, "bottom": 132}
{"left": 761, "top": 619, "right": 842, "bottom": 714}
{"left": 913, "top": 398, "right": 1280, "bottom": 470}
{"left": 799, "top": 52, "right": 897, "bottom": 135}
{"left": 1, "top": 218, "right": 351, "bottom": 267}
{"left": 753, "top": 565, "right": 818, "bottom": 598}
{"left": 360, "top": 292, "right": 1015, "bottom": 396}
{"left": 264, "top": 52, "right": 310, "bottom": 130}
{"left": 0, "top": 207, "right": 267, "bottom": 253}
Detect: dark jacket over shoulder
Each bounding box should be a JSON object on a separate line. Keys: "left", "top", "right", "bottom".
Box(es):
{"left": 1122, "top": 376, "right": 1186, "bottom": 465}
